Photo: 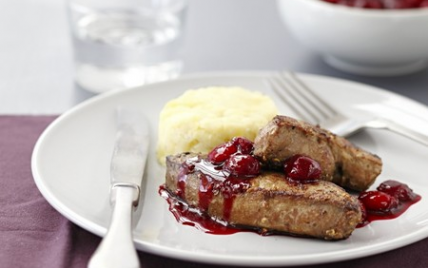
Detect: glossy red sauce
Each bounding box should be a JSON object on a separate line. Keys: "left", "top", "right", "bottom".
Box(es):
{"left": 357, "top": 180, "right": 421, "bottom": 227}
{"left": 159, "top": 185, "right": 243, "bottom": 235}
{"left": 358, "top": 196, "right": 421, "bottom": 227}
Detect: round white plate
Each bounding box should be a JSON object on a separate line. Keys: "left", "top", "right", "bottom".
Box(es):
{"left": 32, "top": 71, "right": 428, "bottom": 267}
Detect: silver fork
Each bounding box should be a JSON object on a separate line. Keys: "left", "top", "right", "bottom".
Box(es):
{"left": 268, "top": 72, "right": 428, "bottom": 147}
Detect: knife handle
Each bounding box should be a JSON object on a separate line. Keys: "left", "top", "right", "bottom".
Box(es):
{"left": 88, "top": 186, "right": 140, "bottom": 268}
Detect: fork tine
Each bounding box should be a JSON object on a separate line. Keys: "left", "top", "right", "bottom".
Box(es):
{"left": 268, "top": 74, "right": 311, "bottom": 122}
{"left": 286, "top": 72, "right": 337, "bottom": 118}
{"left": 269, "top": 72, "right": 338, "bottom": 124}
{"left": 270, "top": 72, "right": 323, "bottom": 124}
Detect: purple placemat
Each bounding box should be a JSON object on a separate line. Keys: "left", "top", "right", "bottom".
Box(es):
{"left": 0, "top": 115, "right": 426, "bottom": 268}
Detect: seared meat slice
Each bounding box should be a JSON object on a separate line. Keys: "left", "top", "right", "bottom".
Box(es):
{"left": 253, "top": 116, "right": 382, "bottom": 191}
{"left": 165, "top": 152, "right": 362, "bottom": 240}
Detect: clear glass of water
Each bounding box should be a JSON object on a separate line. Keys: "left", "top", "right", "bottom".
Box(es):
{"left": 67, "top": 0, "right": 188, "bottom": 93}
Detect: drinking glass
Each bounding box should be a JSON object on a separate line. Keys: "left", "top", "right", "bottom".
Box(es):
{"left": 67, "top": 0, "right": 188, "bottom": 93}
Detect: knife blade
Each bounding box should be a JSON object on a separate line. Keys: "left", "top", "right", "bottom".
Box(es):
{"left": 89, "top": 107, "right": 149, "bottom": 268}
{"left": 110, "top": 107, "right": 150, "bottom": 205}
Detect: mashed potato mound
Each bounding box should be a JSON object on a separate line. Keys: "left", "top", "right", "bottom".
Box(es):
{"left": 156, "top": 87, "right": 278, "bottom": 165}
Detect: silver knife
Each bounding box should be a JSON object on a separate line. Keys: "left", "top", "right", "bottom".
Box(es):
{"left": 88, "top": 108, "right": 149, "bottom": 268}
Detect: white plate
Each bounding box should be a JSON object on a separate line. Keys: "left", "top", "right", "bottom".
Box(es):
{"left": 32, "top": 71, "right": 428, "bottom": 267}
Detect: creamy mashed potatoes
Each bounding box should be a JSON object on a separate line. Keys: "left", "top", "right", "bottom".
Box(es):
{"left": 156, "top": 87, "right": 278, "bottom": 165}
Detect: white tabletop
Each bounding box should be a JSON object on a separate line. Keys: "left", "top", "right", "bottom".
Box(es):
{"left": 1, "top": 0, "right": 427, "bottom": 115}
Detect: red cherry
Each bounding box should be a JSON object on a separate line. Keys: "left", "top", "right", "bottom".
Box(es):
{"left": 346, "top": 0, "right": 383, "bottom": 8}
{"left": 224, "top": 154, "right": 260, "bottom": 177}
{"left": 358, "top": 191, "right": 399, "bottom": 214}
{"left": 284, "top": 155, "right": 322, "bottom": 181}
{"left": 406, "top": 0, "right": 424, "bottom": 7}
{"left": 377, "top": 180, "right": 417, "bottom": 202}
{"left": 208, "top": 142, "right": 238, "bottom": 164}
{"left": 232, "top": 137, "right": 254, "bottom": 155}
{"left": 363, "top": 0, "right": 384, "bottom": 8}
{"left": 420, "top": 0, "right": 428, "bottom": 7}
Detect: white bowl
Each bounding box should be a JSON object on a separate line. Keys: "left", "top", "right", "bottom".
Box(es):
{"left": 277, "top": 0, "right": 428, "bottom": 76}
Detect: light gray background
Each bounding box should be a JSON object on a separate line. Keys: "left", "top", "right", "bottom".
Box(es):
{"left": 1, "top": 0, "right": 427, "bottom": 114}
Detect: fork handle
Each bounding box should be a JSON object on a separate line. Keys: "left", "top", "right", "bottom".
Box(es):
{"left": 381, "top": 119, "right": 428, "bottom": 147}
